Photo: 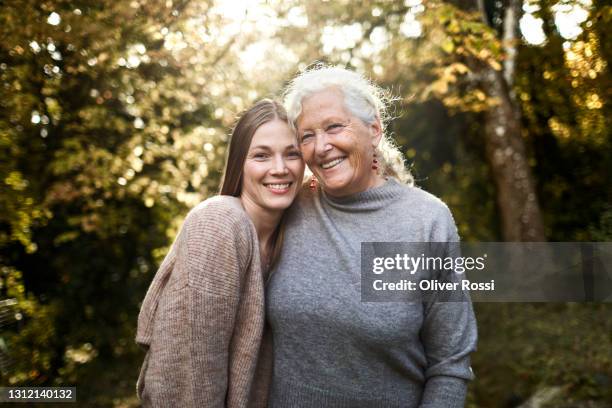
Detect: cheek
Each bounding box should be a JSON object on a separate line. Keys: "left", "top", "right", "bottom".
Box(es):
{"left": 344, "top": 131, "right": 370, "bottom": 174}
{"left": 285, "top": 159, "right": 304, "bottom": 176}
{"left": 347, "top": 151, "right": 367, "bottom": 175}
{"left": 242, "top": 162, "right": 265, "bottom": 184}
{"left": 242, "top": 163, "right": 254, "bottom": 181}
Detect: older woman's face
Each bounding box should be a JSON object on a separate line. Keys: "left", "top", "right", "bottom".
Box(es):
{"left": 296, "top": 88, "right": 382, "bottom": 197}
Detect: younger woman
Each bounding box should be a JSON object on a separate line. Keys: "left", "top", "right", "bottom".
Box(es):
{"left": 136, "top": 99, "right": 304, "bottom": 407}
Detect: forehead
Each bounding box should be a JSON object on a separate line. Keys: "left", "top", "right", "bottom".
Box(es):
{"left": 249, "top": 119, "right": 296, "bottom": 147}
{"left": 297, "top": 88, "right": 350, "bottom": 128}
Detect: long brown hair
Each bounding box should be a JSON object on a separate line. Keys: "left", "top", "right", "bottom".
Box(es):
{"left": 219, "top": 99, "right": 291, "bottom": 270}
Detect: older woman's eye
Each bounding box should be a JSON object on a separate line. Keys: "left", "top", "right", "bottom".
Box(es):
{"left": 252, "top": 153, "right": 268, "bottom": 160}
{"left": 301, "top": 133, "right": 314, "bottom": 143}
{"left": 326, "top": 123, "right": 345, "bottom": 133}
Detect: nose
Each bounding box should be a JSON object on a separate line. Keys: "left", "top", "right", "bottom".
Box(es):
{"left": 313, "top": 132, "right": 332, "bottom": 157}
{"left": 270, "top": 154, "right": 289, "bottom": 175}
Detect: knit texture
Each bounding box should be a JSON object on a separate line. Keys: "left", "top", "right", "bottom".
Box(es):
{"left": 136, "top": 195, "right": 271, "bottom": 408}
{"left": 267, "top": 178, "right": 478, "bottom": 408}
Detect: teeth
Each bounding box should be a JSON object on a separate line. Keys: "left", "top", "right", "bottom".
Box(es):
{"left": 266, "top": 183, "right": 290, "bottom": 189}
{"left": 321, "top": 157, "right": 345, "bottom": 169}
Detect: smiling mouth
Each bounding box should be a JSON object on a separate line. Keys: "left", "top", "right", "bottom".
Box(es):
{"left": 321, "top": 157, "right": 346, "bottom": 169}
{"left": 264, "top": 182, "right": 293, "bottom": 191}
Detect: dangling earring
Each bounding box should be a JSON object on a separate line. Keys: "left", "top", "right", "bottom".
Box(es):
{"left": 372, "top": 151, "right": 379, "bottom": 171}
{"left": 309, "top": 175, "right": 318, "bottom": 191}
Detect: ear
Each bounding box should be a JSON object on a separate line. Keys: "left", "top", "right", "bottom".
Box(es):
{"left": 369, "top": 115, "right": 383, "bottom": 148}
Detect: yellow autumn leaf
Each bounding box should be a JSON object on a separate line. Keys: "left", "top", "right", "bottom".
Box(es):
{"left": 489, "top": 59, "right": 502, "bottom": 71}
{"left": 441, "top": 39, "right": 455, "bottom": 54}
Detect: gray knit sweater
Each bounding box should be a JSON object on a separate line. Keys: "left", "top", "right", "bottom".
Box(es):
{"left": 267, "top": 178, "right": 477, "bottom": 407}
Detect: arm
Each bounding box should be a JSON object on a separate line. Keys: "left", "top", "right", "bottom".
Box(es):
{"left": 139, "top": 202, "right": 253, "bottom": 407}
{"left": 419, "top": 299, "right": 477, "bottom": 407}
{"left": 419, "top": 206, "right": 478, "bottom": 408}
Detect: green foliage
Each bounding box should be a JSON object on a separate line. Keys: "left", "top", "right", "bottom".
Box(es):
{"left": 0, "top": 0, "right": 610, "bottom": 405}
{"left": 0, "top": 0, "right": 228, "bottom": 395}
{"left": 469, "top": 303, "right": 612, "bottom": 407}
{"left": 0, "top": 266, "right": 55, "bottom": 383}
{"left": 589, "top": 205, "right": 612, "bottom": 241}
{"left": 516, "top": 2, "right": 611, "bottom": 241}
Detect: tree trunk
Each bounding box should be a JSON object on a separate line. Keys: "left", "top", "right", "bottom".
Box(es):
{"left": 481, "top": 68, "right": 546, "bottom": 241}
{"left": 455, "top": 0, "right": 547, "bottom": 241}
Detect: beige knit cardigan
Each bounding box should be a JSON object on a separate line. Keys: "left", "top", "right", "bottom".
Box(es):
{"left": 136, "top": 196, "right": 271, "bottom": 407}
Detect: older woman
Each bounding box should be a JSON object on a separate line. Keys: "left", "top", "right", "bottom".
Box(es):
{"left": 266, "top": 67, "right": 477, "bottom": 407}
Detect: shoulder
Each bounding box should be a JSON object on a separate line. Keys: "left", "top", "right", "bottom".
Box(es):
{"left": 395, "top": 183, "right": 452, "bottom": 217}
{"left": 398, "top": 183, "right": 447, "bottom": 210}
{"left": 187, "top": 195, "right": 250, "bottom": 225}
{"left": 167, "top": 196, "right": 256, "bottom": 295}
{"left": 183, "top": 195, "right": 254, "bottom": 242}
{"left": 393, "top": 182, "right": 459, "bottom": 240}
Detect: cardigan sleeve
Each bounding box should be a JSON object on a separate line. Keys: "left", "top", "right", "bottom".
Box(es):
{"left": 419, "top": 205, "right": 478, "bottom": 408}
{"left": 137, "top": 200, "right": 255, "bottom": 407}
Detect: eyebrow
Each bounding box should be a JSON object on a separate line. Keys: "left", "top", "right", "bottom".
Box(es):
{"left": 249, "top": 144, "right": 299, "bottom": 151}
{"left": 298, "top": 116, "right": 348, "bottom": 132}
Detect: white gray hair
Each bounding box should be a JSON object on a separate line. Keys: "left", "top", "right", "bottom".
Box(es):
{"left": 283, "top": 65, "right": 413, "bottom": 185}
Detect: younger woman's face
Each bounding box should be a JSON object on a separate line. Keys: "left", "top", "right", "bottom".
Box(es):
{"left": 241, "top": 119, "right": 304, "bottom": 213}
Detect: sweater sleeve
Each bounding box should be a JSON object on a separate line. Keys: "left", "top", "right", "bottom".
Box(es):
{"left": 419, "top": 205, "right": 478, "bottom": 408}
{"left": 138, "top": 202, "right": 254, "bottom": 407}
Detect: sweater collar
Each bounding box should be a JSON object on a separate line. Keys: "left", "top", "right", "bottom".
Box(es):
{"left": 320, "top": 178, "right": 405, "bottom": 212}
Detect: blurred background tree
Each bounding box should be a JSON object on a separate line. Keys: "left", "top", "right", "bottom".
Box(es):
{"left": 0, "top": 0, "right": 610, "bottom": 406}
{"left": 0, "top": 0, "right": 233, "bottom": 400}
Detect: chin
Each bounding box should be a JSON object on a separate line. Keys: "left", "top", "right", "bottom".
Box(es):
{"left": 320, "top": 177, "right": 351, "bottom": 195}
{"left": 262, "top": 196, "right": 295, "bottom": 211}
